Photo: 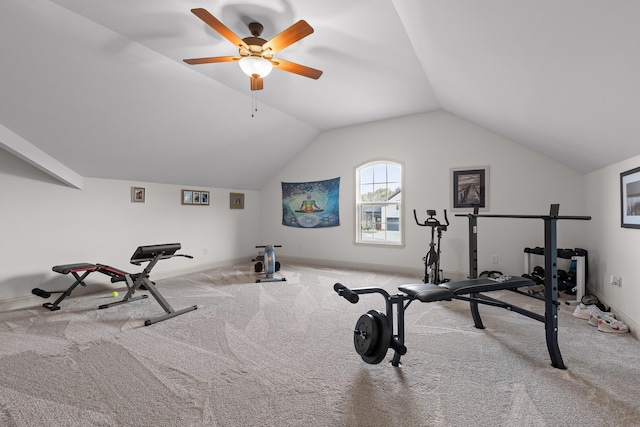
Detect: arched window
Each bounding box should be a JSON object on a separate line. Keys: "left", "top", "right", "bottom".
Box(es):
{"left": 355, "top": 160, "right": 403, "bottom": 245}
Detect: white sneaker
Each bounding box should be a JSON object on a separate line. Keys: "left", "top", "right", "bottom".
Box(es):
{"left": 589, "top": 313, "right": 614, "bottom": 326}
{"left": 573, "top": 303, "right": 614, "bottom": 320}
{"left": 598, "top": 317, "right": 629, "bottom": 333}
{"left": 572, "top": 303, "right": 590, "bottom": 319}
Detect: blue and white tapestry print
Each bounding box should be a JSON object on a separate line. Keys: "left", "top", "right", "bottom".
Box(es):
{"left": 282, "top": 178, "right": 340, "bottom": 228}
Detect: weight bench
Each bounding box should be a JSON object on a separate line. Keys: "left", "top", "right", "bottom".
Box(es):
{"left": 34, "top": 243, "right": 197, "bottom": 326}
{"left": 335, "top": 204, "right": 591, "bottom": 368}
{"left": 335, "top": 275, "right": 538, "bottom": 367}
{"left": 33, "top": 263, "right": 129, "bottom": 311}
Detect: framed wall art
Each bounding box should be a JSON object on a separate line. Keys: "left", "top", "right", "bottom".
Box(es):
{"left": 451, "top": 166, "right": 489, "bottom": 211}
{"left": 230, "top": 192, "right": 244, "bottom": 209}
{"left": 620, "top": 166, "right": 640, "bottom": 229}
{"left": 131, "top": 187, "right": 145, "bottom": 203}
{"left": 182, "top": 189, "right": 210, "bottom": 206}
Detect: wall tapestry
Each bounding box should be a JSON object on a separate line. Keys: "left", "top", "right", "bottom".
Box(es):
{"left": 282, "top": 177, "right": 340, "bottom": 228}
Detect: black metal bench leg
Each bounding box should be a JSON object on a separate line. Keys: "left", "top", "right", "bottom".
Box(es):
{"left": 390, "top": 298, "right": 409, "bottom": 366}
{"left": 545, "top": 309, "right": 565, "bottom": 369}
{"left": 141, "top": 277, "right": 198, "bottom": 326}
{"left": 43, "top": 271, "right": 91, "bottom": 311}
{"left": 469, "top": 293, "right": 485, "bottom": 329}
{"left": 544, "top": 216, "right": 567, "bottom": 369}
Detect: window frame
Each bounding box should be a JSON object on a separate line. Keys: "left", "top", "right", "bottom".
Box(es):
{"left": 354, "top": 159, "right": 405, "bottom": 247}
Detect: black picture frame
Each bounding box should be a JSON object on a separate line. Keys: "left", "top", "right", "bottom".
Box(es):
{"left": 620, "top": 166, "right": 640, "bottom": 229}
{"left": 451, "top": 167, "right": 489, "bottom": 211}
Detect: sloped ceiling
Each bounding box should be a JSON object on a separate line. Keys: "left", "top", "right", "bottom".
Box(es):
{"left": 1, "top": 0, "right": 639, "bottom": 190}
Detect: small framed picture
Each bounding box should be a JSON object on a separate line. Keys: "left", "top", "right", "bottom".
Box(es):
{"left": 182, "top": 189, "right": 210, "bottom": 206}
{"left": 131, "top": 187, "right": 145, "bottom": 203}
{"left": 620, "top": 166, "right": 640, "bottom": 229}
{"left": 230, "top": 192, "right": 244, "bottom": 209}
{"left": 451, "top": 166, "right": 489, "bottom": 211}
{"left": 182, "top": 190, "right": 193, "bottom": 205}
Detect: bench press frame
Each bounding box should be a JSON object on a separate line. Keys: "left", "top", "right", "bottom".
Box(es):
{"left": 335, "top": 204, "right": 590, "bottom": 368}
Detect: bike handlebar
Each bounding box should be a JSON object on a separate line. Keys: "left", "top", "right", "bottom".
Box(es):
{"left": 414, "top": 209, "right": 449, "bottom": 228}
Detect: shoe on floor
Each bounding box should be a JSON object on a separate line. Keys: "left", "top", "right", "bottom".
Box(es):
{"left": 598, "top": 317, "right": 629, "bottom": 333}
{"left": 589, "top": 313, "right": 615, "bottom": 326}
{"left": 573, "top": 303, "right": 614, "bottom": 320}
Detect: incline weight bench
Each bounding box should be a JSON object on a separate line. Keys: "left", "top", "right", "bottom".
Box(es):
{"left": 33, "top": 263, "right": 129, "bottom": 311}
{"left": 34, "top": 243, "right": 197, "bottom": 326}
{"left": 335, "top": 204, "right": 590, "bottom": 368}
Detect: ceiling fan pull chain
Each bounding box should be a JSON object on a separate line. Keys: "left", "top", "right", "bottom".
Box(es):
{"left": 251, "top": 92, "right": 258, "bottom": 118}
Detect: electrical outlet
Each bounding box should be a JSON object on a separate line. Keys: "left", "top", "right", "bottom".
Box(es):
{"left": 203, "top": 248, "right": 208, "bottom": 255}
{"left": 610, "top": 275, "right": 621, "bottom": 286}
{"left": 491, "top": 255, "right": 498, "bottom": 264}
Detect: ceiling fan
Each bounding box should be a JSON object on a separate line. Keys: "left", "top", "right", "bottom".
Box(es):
{"left": 183, "top": 8, "right": 323, "bottom": 91}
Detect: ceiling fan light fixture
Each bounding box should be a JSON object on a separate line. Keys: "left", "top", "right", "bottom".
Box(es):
{"left": 239, "top": 56, "right": 273, "bottom": 78}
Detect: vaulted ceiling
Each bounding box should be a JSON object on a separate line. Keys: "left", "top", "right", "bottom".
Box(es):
{"left": 2, "top": 0, "right": 639, "bottom": 190}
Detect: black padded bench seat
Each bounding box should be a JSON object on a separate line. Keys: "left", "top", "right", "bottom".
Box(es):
{"left": 52, "top": 263, "right": 97, "bottom": 275}
{"left": 399, "top": 276, "right": 535, "bottom": 303}
{"left": 397, "top": 283, "right": 452, "bottom": 302}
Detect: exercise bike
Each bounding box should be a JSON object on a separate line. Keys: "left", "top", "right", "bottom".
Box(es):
{"left": 252, "top": 245, "right": 286, "bottom": 283}
{"left": 414, "top": 209, "right": 449, "bottom": 284}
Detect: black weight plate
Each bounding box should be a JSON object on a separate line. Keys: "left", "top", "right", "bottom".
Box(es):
{"left": 360, "top": 310, "right": 391, "bottom": 365}
{"left": 354, "top": 313, "right": 379, "bottom": 356}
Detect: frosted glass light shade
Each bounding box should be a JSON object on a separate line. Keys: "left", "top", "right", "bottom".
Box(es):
{"left": 239, "top": 56, "right": 273, "bottom": 77}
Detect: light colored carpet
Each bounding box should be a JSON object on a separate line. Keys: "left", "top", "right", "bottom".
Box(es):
{"left": 1, "top": 263, "right": 639, "bottom": 426}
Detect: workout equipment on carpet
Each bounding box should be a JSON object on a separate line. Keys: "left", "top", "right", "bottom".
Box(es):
{"left": 33, "top": 263, "right": 129, "bottom": 311}
{"left": 34, "top": 243, "right": 197, "bottom": 326}
{"left": 252, "top": 245, "right": 286, "bottom": 283}
{"left": 335, "top": 204, "right": 590, "bottom": 369}
{"left": 524, "top": 246, "right": 588, "bottom": 304}
{"left": 414, "top": 209, "right": 449, "bottom": 284}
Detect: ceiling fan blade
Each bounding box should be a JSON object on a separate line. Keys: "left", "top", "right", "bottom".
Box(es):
{"left": 271, "top": 58, "right": 323, "bottom": 80}
{"left": 262, "top": 20, "right": 314, "bottom": 54}
{"left": 191, "top": 8, "right": 249, "bottom": 51}
{"left": 250, "top": 76, "right": 264, "bottom": 91}
{"left": 183, "top": 56, "right": 240, "bottom": 65}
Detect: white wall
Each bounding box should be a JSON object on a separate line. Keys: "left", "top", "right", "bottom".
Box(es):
{"left": 0, "top": 148, "right": 261, "bottom": 310}
{"left": 4, "top": 110, "right": 638, "bottom": 337}
{"left": 585, "top": 155, "right": 640, "bottom": 335}
{"left": 260, "top": 111, "right": 588, "bottom": 281}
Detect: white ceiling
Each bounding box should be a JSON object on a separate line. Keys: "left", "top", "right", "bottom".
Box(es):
{"left": 2, "top": 0, "right": 639, "bottom": 190}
